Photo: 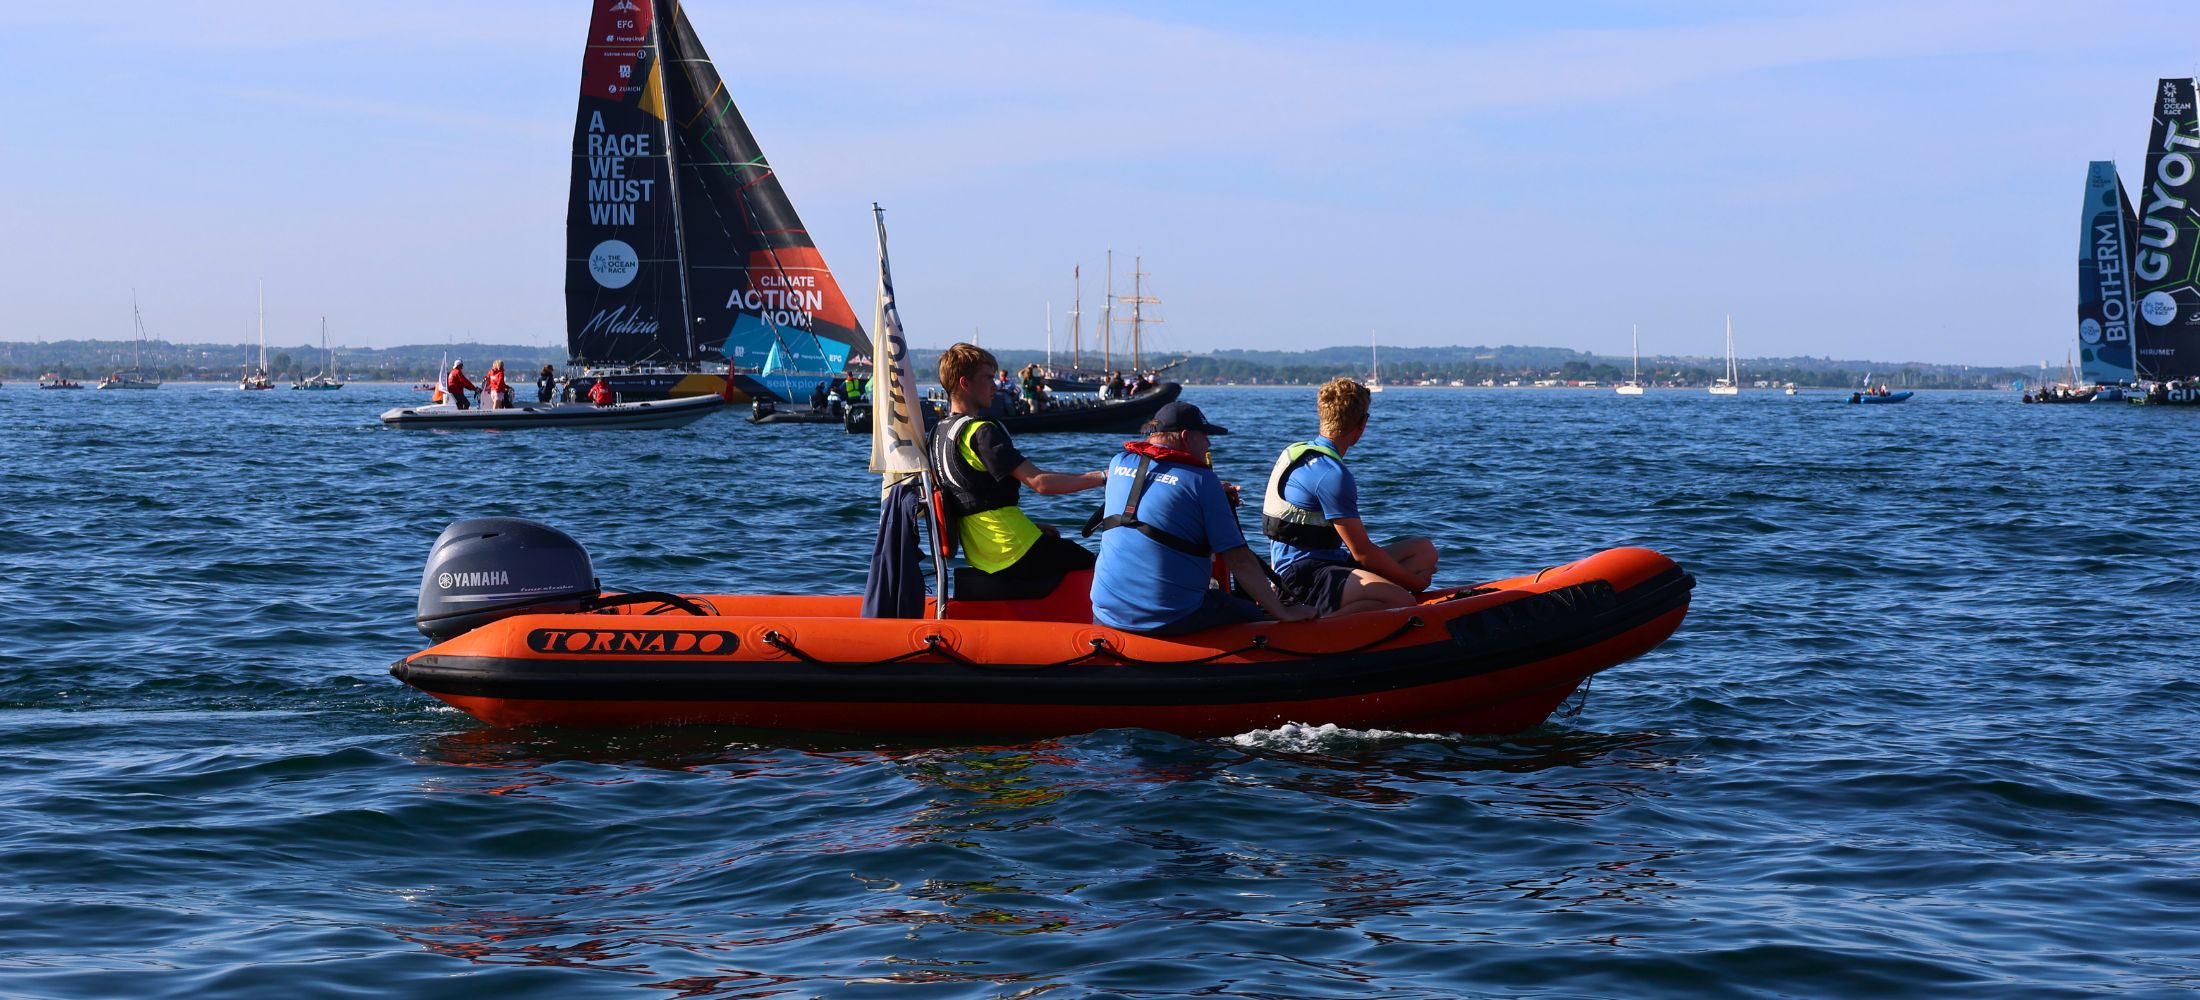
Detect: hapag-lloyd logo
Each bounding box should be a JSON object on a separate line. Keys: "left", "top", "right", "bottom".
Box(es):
{"left": 527, "top": 628, "right": 741, "bottom": 656}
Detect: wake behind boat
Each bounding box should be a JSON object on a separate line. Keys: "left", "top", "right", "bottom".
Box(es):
{"left": 379, "top": 393, "right": 723, "bottom": 430}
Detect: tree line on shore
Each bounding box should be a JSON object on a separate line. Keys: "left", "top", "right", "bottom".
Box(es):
{"left": 947, "top": 344, "right": 2031, "bottom": 390}
{"left": 7, "top": 338, "right": 2029, "bottom": 390}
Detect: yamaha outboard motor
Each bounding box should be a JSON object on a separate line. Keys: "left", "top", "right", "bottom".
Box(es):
{"left": 415, "top": 517, "right": 599, "bottom": 641}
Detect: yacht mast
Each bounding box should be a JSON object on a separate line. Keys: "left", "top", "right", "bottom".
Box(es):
{"left": 1070, "top": 265, "right": 1082, "bottom": 370}
{"left": 650, "top": 14, "right": 697, "bottom": 361}
{"left": 1118, "top": 255, "right": 1159, "bottom": 372}
{"left": 1726, "top": 315, "right": 1737, "bottom": 384}
{"left": 257, "top": 280, "right": 266, "bottom": 371}
{"left": 1102, "top": 249, "right": 1113, "bottom": 371}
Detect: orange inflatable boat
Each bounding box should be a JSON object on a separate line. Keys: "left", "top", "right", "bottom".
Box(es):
{"left": 392, "top": 519, "right": 1693, "bottom": 737}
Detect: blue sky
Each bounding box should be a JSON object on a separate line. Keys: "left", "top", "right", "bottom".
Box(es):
{"left": 2, "top": 0, "right": 2191, "bottom": 364}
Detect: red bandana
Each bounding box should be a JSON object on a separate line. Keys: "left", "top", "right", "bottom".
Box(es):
{"left": 1123, "top": 440, "right": 1207, "bottom": 467}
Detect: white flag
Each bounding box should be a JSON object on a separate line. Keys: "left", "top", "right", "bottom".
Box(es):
{"left": 867, "top": 206, "right": 929, "bottom": 479}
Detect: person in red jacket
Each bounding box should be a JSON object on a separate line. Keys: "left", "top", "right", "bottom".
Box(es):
{"left": 588, "top": 378, "right": 613, "bottom": 407}
{"left": 444, "top": 360, "right": 477, "bottom": 410}
{"left": 484, "top": 360, "right": 510, "bottom": 409}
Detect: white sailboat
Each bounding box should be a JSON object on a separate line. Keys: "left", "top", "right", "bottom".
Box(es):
{"left": 1615, "top": 325, "right": 1645, "bottom": 395}
{"left": 1367, "top": 329, "right": 1385, "bottom": 392}
{"left": 1707, "top": 315, "right": 1740, "bottom": 395}
{"left": 239, "top": 281, "right": 273, "bottom": 390}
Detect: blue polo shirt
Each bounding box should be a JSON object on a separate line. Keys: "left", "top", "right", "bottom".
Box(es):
{"left": 1268, "top": 435, "right": 1359, "bottom": 574}
{"left": 1090, "top": 451, "right": 1249, "bottom": 632}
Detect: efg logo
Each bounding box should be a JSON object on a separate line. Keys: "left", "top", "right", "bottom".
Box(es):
{"left": 589, "top": 239, "right": 640, "bottom": 289}
{"left": 2141, "top": 290, "right": 2180, "bottom": 326}
{"left": 526, "top": 628, "right": 741, "bottom": 656}
{"left": 2079, "top": 318, "right": 2103, "bottom": 344}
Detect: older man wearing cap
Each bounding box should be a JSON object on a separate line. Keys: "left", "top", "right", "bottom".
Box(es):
{"left": 1088, "top": 400, "right": 1313, "bottom": 636}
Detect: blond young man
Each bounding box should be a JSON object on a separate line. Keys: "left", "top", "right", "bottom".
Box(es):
{"left": 929, "top": 343, "right": 1107, "bottom": 583}
{"left": 1261, "top": 377, "right": 1439, "bottom": 615}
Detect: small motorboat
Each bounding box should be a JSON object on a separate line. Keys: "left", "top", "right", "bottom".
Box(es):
{"left": 37, "top": 374, "right": 84, "bottom": 390}
{"left": 748, "top": 398, "right": 843, "bottom": 425}
{"left": 97, "top": 371, "right": 161, "bottom": 390}
{"left": 1850, "top": 390, "right": 1914, "bottom": 404}
{"left": 391, "top": 518, "right": 1695, "bottom": 737}
{"left": 845, "top": 382, "right": 1184, "bottom": 435}
{"left": 378, "top": 393, "right": 724, "bottom": 430}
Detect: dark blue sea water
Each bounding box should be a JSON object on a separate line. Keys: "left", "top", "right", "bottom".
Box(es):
{"left": 3, "top": 382, "right": 2196, "bottom": 998}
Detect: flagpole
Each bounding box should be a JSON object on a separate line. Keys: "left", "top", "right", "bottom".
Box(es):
{"left": 869, "top": 203, "right": 949, "bottom": 619}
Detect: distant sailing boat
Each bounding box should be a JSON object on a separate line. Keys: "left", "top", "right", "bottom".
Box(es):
{"left": 1707, "top": 315, "right": 1740, "bottom": 395}
{"left": 1615, "top": 325, "right": 1645, "bottom": 395}
{"left": 1367, "top": 330, "right": 1385, "bottom": 392}
{"left": 2077, "top": 160, "right": 2139, "bottom": 389}
{"left": 563, "top": 0, "right": 867, "bottom": 405}
{"left": 239, "top": 281, "right": 273, "bottom": 390}
{"left": 98, "top": 290, "right": 162, "bottom": 390}
{"left": 293, "top": 318, "right": 344, "bottom": 390}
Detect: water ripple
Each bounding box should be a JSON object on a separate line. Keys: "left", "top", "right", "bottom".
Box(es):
{"left": 2, "top": 385, "right": 2195, "bottom": 996}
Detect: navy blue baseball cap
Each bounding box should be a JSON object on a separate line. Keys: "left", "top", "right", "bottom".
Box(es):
{"left": 1145, "top": 400, "right": 1229, "bottom": 435}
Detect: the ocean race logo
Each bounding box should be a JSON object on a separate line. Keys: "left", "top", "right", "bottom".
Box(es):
{"left": 437, "top": 571, "right": 511, "bottom": 590}
{"left": 525, "top": 629, "right": 741, "bottom": 656}
{"left": 589, "top": 239, "right": 640, "bottom": 289}
{"left": 2141, "top": 290, "right": 2180, "bottom": 325}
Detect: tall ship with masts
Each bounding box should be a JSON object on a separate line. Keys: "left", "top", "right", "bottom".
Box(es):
{"left": 1038, "top": 251, "right": 1180, "bottom": 393}
{"left": 561, "top": 0, "right": 867, "bottom": 405}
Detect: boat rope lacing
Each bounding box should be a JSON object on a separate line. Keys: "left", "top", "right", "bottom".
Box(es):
{"left": 582, "top": 591, "right": 717, "bottom": 617}
{"left": 761, "top": 616, "right": 1425, "bottom": 671}
{"left": 1560, "top": 674, "right": 1593, "bottom": 718}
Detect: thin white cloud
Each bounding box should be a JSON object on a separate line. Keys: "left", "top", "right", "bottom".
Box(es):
{"left": 216, "top": 87, "right": 563, "bottom": 142}
{"left": 687, "top": 0, "right": 2129, "bottom": 186}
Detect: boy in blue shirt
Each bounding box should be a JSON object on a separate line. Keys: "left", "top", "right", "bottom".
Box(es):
{"left": 1090, "top": 402, "right": 1311, "bottom": 635}
{"left": 1262, "top": 377, "right": 1438, "bottom": 616}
